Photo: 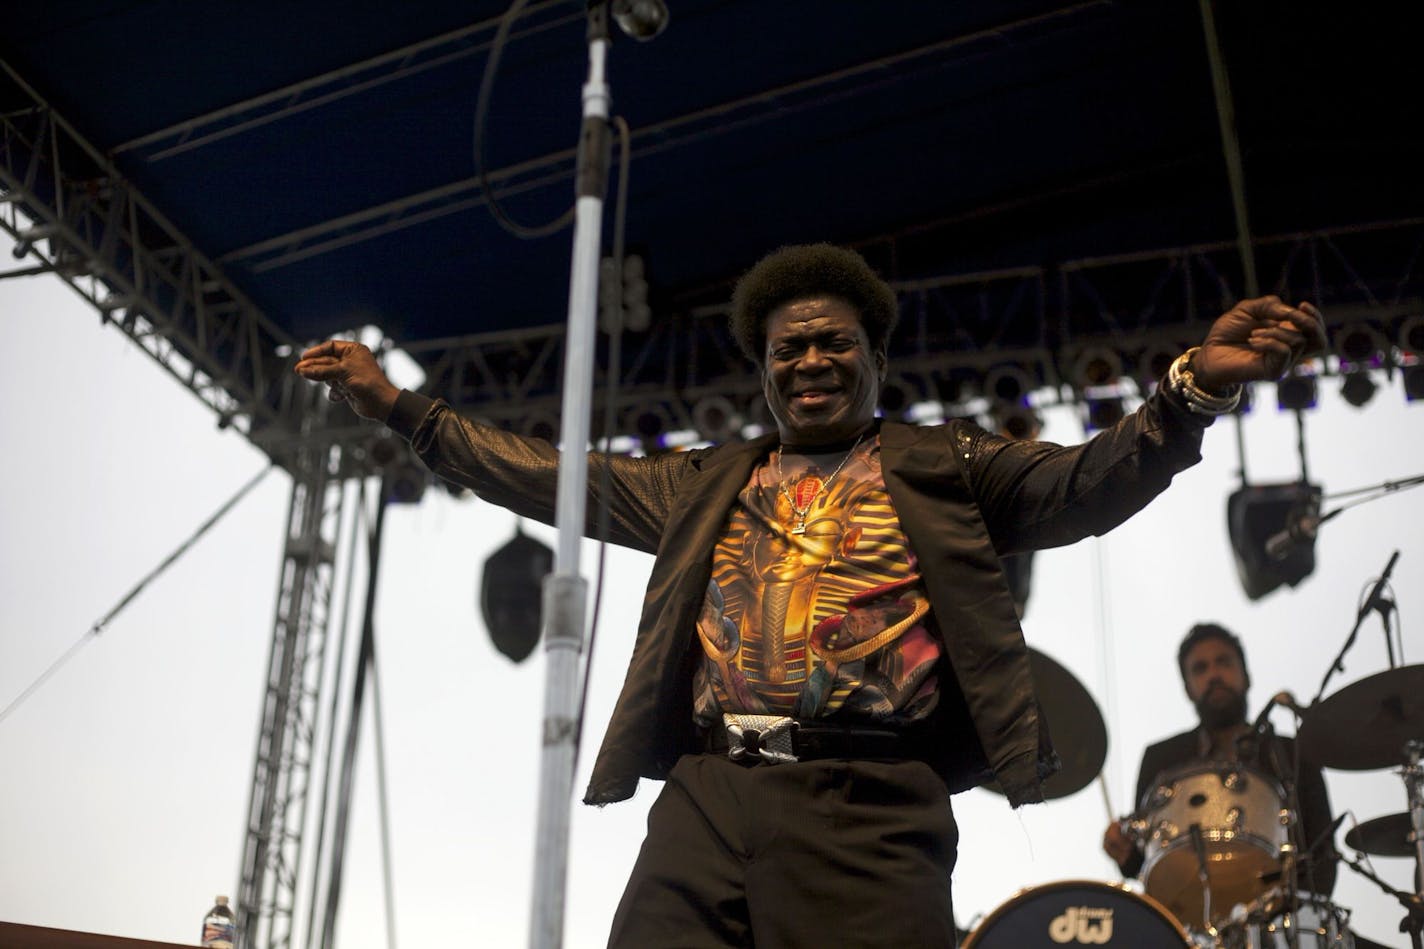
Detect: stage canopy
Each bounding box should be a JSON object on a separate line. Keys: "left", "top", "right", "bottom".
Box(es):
{"left": 2, "top": 1, "right": 1420, "bottom": 453}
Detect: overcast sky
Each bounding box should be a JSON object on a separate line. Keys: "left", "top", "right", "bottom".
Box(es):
{"left": 2, "top": 231, "right": 1422, "bottom": 947}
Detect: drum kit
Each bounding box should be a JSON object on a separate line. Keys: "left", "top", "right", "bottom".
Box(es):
{"left": 962, "top": 648, "right": 1424, "bottom": 948}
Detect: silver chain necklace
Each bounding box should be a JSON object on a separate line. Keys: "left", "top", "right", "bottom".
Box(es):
{"left": 772, "top": 435, "right": 864, "bottom": 535}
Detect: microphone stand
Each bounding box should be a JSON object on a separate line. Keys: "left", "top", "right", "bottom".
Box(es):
{"left": 530, "top": 6, "right": 613, "bottom": 948}
{"left": 1337, "top": 848, "right": 1424, "bottom": 949}
{"left": 1310, "top": 549, "right": 1401, "bottom": 707}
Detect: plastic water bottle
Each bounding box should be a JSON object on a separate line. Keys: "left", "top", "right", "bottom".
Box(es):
{"left": 201, "top": 895, "right": 236, "bottom": 948}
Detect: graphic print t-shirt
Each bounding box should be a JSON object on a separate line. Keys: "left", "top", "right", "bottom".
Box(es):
{"left": 692, "top": 435, "right": 942, "bottom": 726}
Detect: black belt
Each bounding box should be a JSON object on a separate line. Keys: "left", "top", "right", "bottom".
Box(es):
{"left": 704, "top": 716, "right": 917, "bottom": 765}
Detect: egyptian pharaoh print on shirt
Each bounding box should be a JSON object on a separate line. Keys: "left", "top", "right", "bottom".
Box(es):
{"left": 692, "top": 436, "right": 942, "bottom": 726}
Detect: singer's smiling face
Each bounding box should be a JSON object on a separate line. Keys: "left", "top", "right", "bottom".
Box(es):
{"left": 761, "top": 296, "right": 886, "bottom": 448}
{"left": 1183, "top": 637, "right": 1249, "bottom": 720}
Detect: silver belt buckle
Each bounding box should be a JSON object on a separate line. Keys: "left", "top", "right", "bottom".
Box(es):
{"left": 722, "top": 713, "right": 799, "bottom": 764}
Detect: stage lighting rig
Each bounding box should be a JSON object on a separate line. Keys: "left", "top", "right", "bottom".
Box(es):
{"left": 1276, "top": 372, "right": 1318, "bottom": 411}
{"left": 1340, "top": 370, "right": 1378, "bottom": 408}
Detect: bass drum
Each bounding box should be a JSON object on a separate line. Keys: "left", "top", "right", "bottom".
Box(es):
{"left": 961, "top": 880, "right": 1195, "bottom": 947}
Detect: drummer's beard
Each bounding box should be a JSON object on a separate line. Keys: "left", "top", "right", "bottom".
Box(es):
{"left": 1195, "top": 685, "right": 1247, "bottom": 730}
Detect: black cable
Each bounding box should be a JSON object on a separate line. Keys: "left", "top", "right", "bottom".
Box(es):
{"left": 473, "top": 0, "right": 578, "bottom": 239}
{"left": 574, "top": 114, "right": 632, "bottom": 773}
{"left": 319, "top": 481, "right": 390, "bottom": 949}
{"left": 368, "top": 625, "right": 399, "bottom": 949}
{"left": 0, "top": 463, "right": 272, "bottom": 727}
{"left": 304, "top": 479, "right": 368, "bottom": 949}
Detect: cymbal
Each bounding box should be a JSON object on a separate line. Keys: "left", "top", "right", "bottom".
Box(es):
{"left": 1344, "top": 812, "right": 1418, "bottom": 857}
{"left": 983, "top": 648, "right": 1107, "bottom": 801}
{"left": 1297, "top": 665, "right": 1424, "bottom": 770}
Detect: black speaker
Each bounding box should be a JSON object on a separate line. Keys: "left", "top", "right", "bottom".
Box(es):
{"left": 1226, "top": 482, "right": 1320, "bottom": 600}
{"left": 480, "top": 528, "right": 554, "bottom": 662}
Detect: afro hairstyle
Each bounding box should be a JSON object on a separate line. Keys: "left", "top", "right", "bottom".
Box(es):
{"left": 728, "top": 243, "right": 899, "bottom": 364}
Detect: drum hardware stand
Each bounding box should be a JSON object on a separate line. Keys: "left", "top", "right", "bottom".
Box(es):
{"left": 1337, "top": 848, "right": 1424, "bottom": 949}
{"left": 1405, "top": 741, "right": 1424, "bottom": 937}
{"left": 1266, "top": 723, "right": 1311, "bottom": 949}
{"left": 1333, "top": 741, "right": 1424, "bottom": 948}
{"left": 1239, "top": 702, "right": 1313, "bottom": 949}
{"left": 1310, "top": 549, "right": 1401, "bottom": 708}
{"left": 1189, "top": 823, "right": 1221, "bottom": 939}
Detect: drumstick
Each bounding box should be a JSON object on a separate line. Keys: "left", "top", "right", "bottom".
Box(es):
{"left": 1097, "top": 771, "right": 1115, "bottom": 823}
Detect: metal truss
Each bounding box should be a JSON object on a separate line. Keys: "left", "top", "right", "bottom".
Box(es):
{"left": 238, "top": 391, "right": 349, "bottom": 949}
{"left": 1056, "top": 217, "right": 1424, "bottom": 381}
{"left": 10, "top": 48, "right": 1417, "bottom": 459}
{"left": 400, "top": 218, "right": 1424, "bottom": 447}
{"left": 403, "top": 263, "right": 1055, "bottom": 435}
{"left": 0, "top": 59, "right": 305, "bottom": 451}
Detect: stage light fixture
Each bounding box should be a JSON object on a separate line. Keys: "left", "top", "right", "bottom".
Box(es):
{"left": 933, "top": 374, "right": 967, "bottom": 406}
{"left": 879, "top": 375, "right": 922, "bottom": 418}
{"left": 995, "top": 404, "right": 1042, "bottom": 441}
{"left": 1085, "top": 396, "right": 1126, "bottom": 431}
{"left": 1071, "top": 347, "right": 1122, "bottom": 388}
{"left": 612, "top": 0, "right": 669, "bottom": 40}
{"left": 633, "top": 405, "right": 668, "bottom": 440}
{"left": 1276, "top": 373, "right": 1318, "bottom": 411}
{"left": 522, "top": 412, "right": 560, "bottom": 443}
{"left": 1335, "top": 322, "right": 1383, "bottom": 366}
{"left": 1398, "top": 315, "right": 1424, "bottom": 356}
{"left": 691, "top": 395, "right": 739, "bottom": 442}
{"left": 598, "top": 253, "right": 652, "bottom": 333}
{"left": 1226, "top": 481, "right": 1321, "bottom": 600}
{"left": 480, "top": 527, "right": 554, "bottom": 663}
{"left": 384, "top": 463, "right": 428, "bottom": 505}
{"left": 1137, "top": 343, "right": 1182, "bottom": 392}
{"left": 622, "top": 254, "right": 651, "bottom": 332}
{"left": 621, "top": 402, "right": 673, "bottom": 449}
{"left": 984, "top": 364, "right": 1034, "bottom": 405}
{"left": 1340, "top": 370, "right": 1377, "bottom": 408}
{"left": 1404, "top": 365, "right": 1424, "bottom": 403}
{"left": 368, "top": 435, "right": 402, "bottom": 466}
{"left": 365, "top": 436, "right": 427, "bottom": 504}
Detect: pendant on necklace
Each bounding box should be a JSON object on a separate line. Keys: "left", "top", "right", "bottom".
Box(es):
{"left": 792, "top": 476, "right": 823, "bottom": 509}
{"left": 791, "top": 518, "right": 808, "bottom": 536}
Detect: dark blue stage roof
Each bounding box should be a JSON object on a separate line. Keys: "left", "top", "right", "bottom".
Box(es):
{"left": 2, "top": 1, "right": 1418, "bottom": 349}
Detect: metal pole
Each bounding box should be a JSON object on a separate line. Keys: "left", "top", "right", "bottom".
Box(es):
{"left": 1197, "top": 0, "right": 1259, "bottom": 298}
{"left": 529, "top": 15, "right": 610, "bottom": 949}
{"left": 1407, "top": 741, "right": 1424, "bottom": 903}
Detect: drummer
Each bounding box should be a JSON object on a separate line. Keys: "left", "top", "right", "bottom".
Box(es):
{"left": 1101, "top": 622, "right": 1338, "bottom": 895}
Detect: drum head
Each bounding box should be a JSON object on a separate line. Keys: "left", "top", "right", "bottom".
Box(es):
{"left": 962, "top": 880, "right": 1190, "bottom": 947}
{"left": 1139, "top": 761, "right": 1285, "bottom": 927}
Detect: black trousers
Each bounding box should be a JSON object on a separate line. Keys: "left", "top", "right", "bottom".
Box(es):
{"left": 607, "top": 754, "right": 959, "bottom": 948}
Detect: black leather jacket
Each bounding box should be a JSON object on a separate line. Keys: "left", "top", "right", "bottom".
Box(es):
{"left": 388, "top": 386, "right": 1211, "bottom": 806}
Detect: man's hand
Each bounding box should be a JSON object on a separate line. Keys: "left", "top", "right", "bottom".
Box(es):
{"left": 293, "top": 340, "right": 401, "bottom": 421}
{"left": 1193, "top": 296, "right": 1327, "bottom": 393}
{"left": 1102, "top": 820, "right": 1136, "bottom": 868}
